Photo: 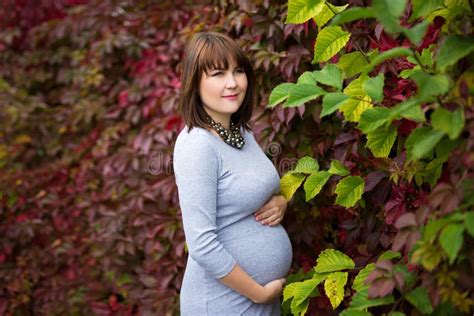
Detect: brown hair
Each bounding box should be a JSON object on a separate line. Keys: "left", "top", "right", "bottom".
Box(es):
{"left": 178, "top": 31, "right": 255, "bottom": 132}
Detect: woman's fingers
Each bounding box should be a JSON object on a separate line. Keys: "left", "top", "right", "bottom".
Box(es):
{"left": 255, "top": 207, "right": 276, "bottom": 220}
{"left": 258, "top": 212, "right": 281, "bottom": 225}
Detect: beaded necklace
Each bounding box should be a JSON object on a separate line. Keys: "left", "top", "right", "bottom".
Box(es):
{"left": 205, "top": 113, "right": 245, "bottom": 149}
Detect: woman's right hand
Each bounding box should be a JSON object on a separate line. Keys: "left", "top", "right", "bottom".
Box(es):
{"left": 255, "top": 278, "right": 286, "bottom": 304}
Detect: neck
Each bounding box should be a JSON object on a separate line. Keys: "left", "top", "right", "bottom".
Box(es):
{"left": 205, "top": 112, "right": 231, "bottom": 129}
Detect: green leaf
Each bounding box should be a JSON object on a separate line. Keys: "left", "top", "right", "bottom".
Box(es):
{"left": 435, "top": 138, "right": 460, "bottom": 161}
{"left": 321, "top": 92, "right": 349, "bottom": 117}
{"left": 363, "top": 47, "right": 413, "bottom": 74}
{"left": 324, "top": 271, "right": 348, "bottom": 309}
{"left": 405, "top": 287, "right": 433, "bottom": 314}
{"left": 285, "top": 84, "right": 325, "bottom": 107}
{"left": 400, "top": 68, "right": 418, "bottom": 79}
{"left": 366, "top": 124, "right": 397, "bottom": 158}
{"left": 405, "top": 127, "right": 445, "bottom": 161}
{"left": 363, "top": 74, "right": 384, "bottom": 102}
{"left": 344, "top": 75, "right": 368, "bottom": 97}
{"left": 402, "top": 20, "right": 430, "bottom": 45}
{"left": 340, "top": 95, "right": 373, "bottom": 122}
{"left": 268, "top": 83, "right": 295, "bottom": 108}
{"left": 358, "top": 107, "right": 392, "bottom": 134}
{"left": 340, "top": 75, "right": 374, "bottom": 122}
{"left": 352, "top": 263, "right": 375, "bottom": 292}
{"left": 315, "top": 249, "right": 355, "bottom": 273}
{"left": 422, "top": 217, "right": 452, "bottom": 242}
{"left": 338, "top": 51, "right": 369, "bottom": 78}
{"left": 431, "top": 107, "right": 465, "bottom": 140}
{"left": 349, "top": 289, "right": 395, "bottom": 310}
{"left": 418, "top": 47, "right": 434, "bottom": 68}
{"left": 335, "top": 176, "right": 365, "bottom": 208}
{"left": 437, "top": 35, "right": 474, "bottom": 71}
{"left": 280, "top": 172, "right": 306, "bottom": 201}
{"left": 439, "top": 223, "right": 464, "bottom": 264}
{"left": 400, "top": 104, "right": 425, "bottom": 122}
{"left": 465, "top": 212, "right": 474, "bottom": 237}
{"left": 294, "top": 156, "right": 319, "bottom": 174}
{"left": 372, "top": 0, "right": 407, "bottom": 34}
{"left": 409, "top": 71, "right": 450, "bottom": 102}
{"left": 283, "top": 282, "right": 298, "bottom": 302}
{"left": 328, "top": 160, "right": 350, "bottom": 176}
{"left": 423, "top": 159, "right": 444, "bottom": 187}
{"left": 313, "top": 3, "right": 348, "bottom": 29}
{"left": 313, "top": 26, "right": 351, "bottom": 63}
{"left": 312, "top": 64, "right": 343, "bottom": 90}
{"left": 116, "top": 273, "right": 132, "bottom": 286}
{"left": 378, "top": 250, "right": 401, "bottom": 261}
{"left": 286, "top": 0, "right": 324, "bottom": 24}
{"left": 330, "top": 7, "right": 376, "bottom": 26}
{"left": 388, "top": 98, "right": 420, "bottom": 120}
{"left": 410, "top": 0, "right": 443, "bottom": 21}
{"left": 304, "top": 171, "right": 331, "bottom": 201}
{"left": 297, "top": 71, "right": 318, "bottom": 85}
{"left": 292, "top": 277, "right": 322, "bottom": 306}
{"left": 290, "top": 297, "right": 309, "bottom": 316}
{"left": 287, "top": 272, "right": 329, "bottom": 315}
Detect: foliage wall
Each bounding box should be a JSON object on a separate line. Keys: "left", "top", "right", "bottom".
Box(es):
{"left": 274, "top": 0, "right": 474, "bottom": 315}
{"left": 0, "top": 0, "right": 473, "bottom": 315}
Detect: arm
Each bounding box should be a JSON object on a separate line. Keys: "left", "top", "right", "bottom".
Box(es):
{"left": 173, "top": 136, "right": 266, "bottom": 302}
{"left": 219, "top": 264, "right": 265, "bottom": 303}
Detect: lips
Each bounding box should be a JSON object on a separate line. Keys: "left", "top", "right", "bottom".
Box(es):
{"left": 222, "top": 94, "right": 239, "bottom": 98}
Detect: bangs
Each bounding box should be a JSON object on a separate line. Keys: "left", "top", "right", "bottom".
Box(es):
{"left": 196, "top": 36, "right": 246, "bottom": 75}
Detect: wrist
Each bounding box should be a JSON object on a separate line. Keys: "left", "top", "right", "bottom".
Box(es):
{"left": 250, "top": 284, "right": 266, "bottom": 304}
{"left": 277, "top": 194, "right": 287, "bottom": 203}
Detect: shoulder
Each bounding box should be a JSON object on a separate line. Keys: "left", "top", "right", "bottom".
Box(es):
{"left": 173, "top": 126, "right": 220, "bottom": 166}
{"left": 175, "top": 125, "right": 213, "bottom": 150}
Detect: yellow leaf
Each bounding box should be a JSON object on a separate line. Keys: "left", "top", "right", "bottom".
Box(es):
{"left": 15, "top": 134, "right": 32, "bottom": 144}
{"left": 339, "top": 95, "right": 372, "bottom": 122}
{"left": 280, "top": 173, "right": 306, "bottom": 201}
{"left": 324, "top": 271, "right": 348, "bottom": 309}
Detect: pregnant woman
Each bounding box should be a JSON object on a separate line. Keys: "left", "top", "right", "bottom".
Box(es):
{"left": 173, "top": 31, "right": 293, "bottom": 315}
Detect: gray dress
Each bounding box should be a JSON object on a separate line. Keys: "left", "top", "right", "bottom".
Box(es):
{"left": 173, "top": 125, "right": 293, "bottom": 316}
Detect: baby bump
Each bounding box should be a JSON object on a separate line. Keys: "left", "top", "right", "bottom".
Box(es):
{"left": 219, "top": 216, "right": 293, "bottom": 285}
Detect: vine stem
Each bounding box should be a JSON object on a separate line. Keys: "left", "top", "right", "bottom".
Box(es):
{"left": 323, "top": 1, "right": 370, "bottom": 63}
{"left": 388, "top": 296, "right": 403, "bottom": 314}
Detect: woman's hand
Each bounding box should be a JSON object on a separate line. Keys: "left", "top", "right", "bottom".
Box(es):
{"left": 254, "top": 278, "right": 286, "bottom": 304}
{"left": 254, "top": 194, "right": 287, "bottom": 227}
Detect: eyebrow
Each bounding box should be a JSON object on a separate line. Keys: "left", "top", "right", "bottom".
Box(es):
{"left": 209, "top": 66, "right": 242, "bottom": 71}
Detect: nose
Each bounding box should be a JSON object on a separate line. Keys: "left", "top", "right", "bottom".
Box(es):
{"left": 225, "top": 73, "right": 238, "bottom": 89}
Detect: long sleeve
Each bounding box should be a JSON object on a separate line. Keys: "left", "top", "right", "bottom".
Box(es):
{"left": 173, "top": 134, "right": 237, "bottom": 279}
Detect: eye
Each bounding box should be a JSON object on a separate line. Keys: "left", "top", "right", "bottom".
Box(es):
{"left": 235, "top": 68, "right": 245, "bottom": 73}
{"left": 211, "top": 71, "right": 222, "bottom": 76}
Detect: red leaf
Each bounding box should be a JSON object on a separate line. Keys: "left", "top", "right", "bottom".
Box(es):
{"left": 392, "top": 230, "right": 410, "bottom": 252}
{"left": 365, "top": 171, "right": 387, "bottom": 192}
{"left": 394, "top": 212, "right": 417, "bottom": 229}
{"left": 368, "top": 277, "right": 395, "bottom": 298}
{"left": 384, "top": 199, "right": 406, "bottom": 225}
{"left": 375, "top": 259, "right": 394, "bottom": 273}
{"left": 365, "top": 269, "right": 385, "bottom": 284}
{"left": 393, "top": 272, "right": 405, "bottom": 290}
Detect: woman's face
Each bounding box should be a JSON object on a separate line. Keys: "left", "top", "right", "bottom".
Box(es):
{"left": 198, "top": 59, "right": 248, "bottom": 124}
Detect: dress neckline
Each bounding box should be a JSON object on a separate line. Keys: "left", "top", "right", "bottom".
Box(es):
{"left": 189, "top": 125, "right": 247, "bottom": 148}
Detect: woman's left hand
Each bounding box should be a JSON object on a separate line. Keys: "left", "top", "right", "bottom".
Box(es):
{"left": 254, "top": 195, "right": 287, "bottom": 226}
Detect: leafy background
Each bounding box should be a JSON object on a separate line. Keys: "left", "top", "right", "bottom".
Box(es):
{"left": 0, "top": 0, "right": 472, "bottom": 315}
